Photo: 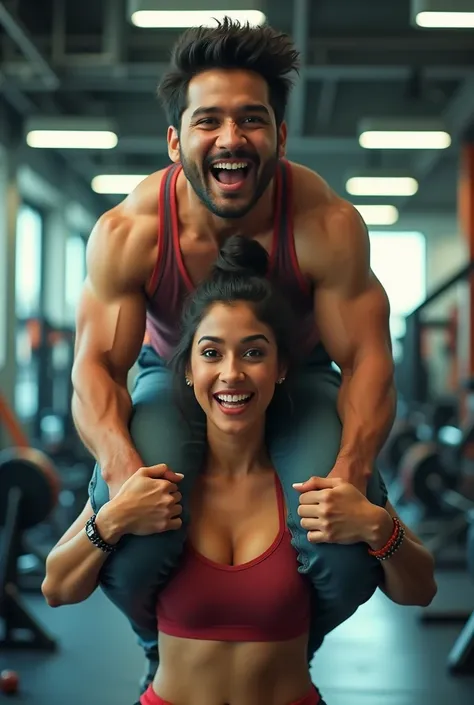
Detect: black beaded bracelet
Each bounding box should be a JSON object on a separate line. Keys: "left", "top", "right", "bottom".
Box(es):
{"left": 85, "top": 515, "right": 117, "bottom": 554}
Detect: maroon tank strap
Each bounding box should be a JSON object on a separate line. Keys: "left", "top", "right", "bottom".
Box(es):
{"left": 270, "top": 160, "right": 310, "bottom": 295}
{"left": 148, "top": 163, "right": 182, "bottom": 297}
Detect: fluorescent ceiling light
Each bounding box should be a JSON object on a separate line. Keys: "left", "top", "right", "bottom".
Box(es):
{"left": 346, "top": 176, "right": 419, "bottom": 197}
{"left": 128, "top": 0, "right": 265, "bottom": 28}
{"left": 354, "top": 205, "right": 399, "bottom": 226}
{"left": 411, "top": 0, "right": 474, "bottom": 27}
{"left": 91, "top": 175, "right": 148, "bottom": 194}
{"left": 27, "top": 131, "right": 118, "bottom": 149}
{"left": 416, "top": 11, "right": 474, "bottom": 26}
{"left": 25, "top": 116, "right": 118, "bottom": 150}
{"left": 359, "top": 130, "right": 451, "bottom": 150}
{"left": 131, "top": 10, "right": 265, "bottom": 27}
{"left": 358, "top": 118, "right": 451, "bottom": 150}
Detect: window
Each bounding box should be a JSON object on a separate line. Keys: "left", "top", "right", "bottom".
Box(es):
{"left": 15, "top": 204, "right": 43, "bottom": 319}
{"left": 65, "top": 233, "right": 87, "bottom": 323}
{"left": 369, "top": 231, "right": 426, "bottom": 357}
{"left": 15, "top": 203, "right": 43, "bottom": 419}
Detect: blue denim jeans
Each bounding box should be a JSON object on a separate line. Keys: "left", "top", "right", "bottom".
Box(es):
{"left": 90, "top": 345, "right": 386, "bottom": 661}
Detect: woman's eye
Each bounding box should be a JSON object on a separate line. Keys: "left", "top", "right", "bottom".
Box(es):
{"left": 244, "top": 349, "right": 264, "bottom": 359}
{"left": 202, "top": 349, "right": 220, "bottom": 358}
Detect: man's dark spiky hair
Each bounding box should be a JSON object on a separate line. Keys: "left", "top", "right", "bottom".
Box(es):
{"left": 157, "top": 17, "right": 300, "bottom": 128}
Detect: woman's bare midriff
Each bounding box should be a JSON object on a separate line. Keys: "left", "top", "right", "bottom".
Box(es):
{"left": 152, "top": 632, "right": 313, "bottom": 705}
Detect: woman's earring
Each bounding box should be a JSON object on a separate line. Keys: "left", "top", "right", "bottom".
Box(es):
{"left": 277, "top": 377, "right": 286, "bottom": 385}
{"left": 185, "top": 377, "right": 193, "bottom": 387}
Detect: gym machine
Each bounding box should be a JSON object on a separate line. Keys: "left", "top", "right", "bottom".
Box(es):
{"left": 394, "top": 261, "right": 474, "bottom": 676}
{"left": 0, "top": 391, "right": 89, "bottom": 593}
{"left": 447, "top": 517, "right": 474, "bottom": 675}
{"left": 0, "top": 447, "right": 59, "bottom": 651}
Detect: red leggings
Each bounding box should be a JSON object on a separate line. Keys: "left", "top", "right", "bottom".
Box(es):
{"left": 139, "top": 684, "right": 321, "bottom": 705}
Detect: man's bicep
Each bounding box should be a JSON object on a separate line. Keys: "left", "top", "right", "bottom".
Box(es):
{"left": 312, "top": 202, "right": 392, "bottom": 370}
{"left": 314, "top": 274, "right": 391, "bottom": 372}
{"left": 74, "top": 281, "right": 146, "bottom": 382}
{"left": 74, "top": 212, "right": 147, "bottom": 381}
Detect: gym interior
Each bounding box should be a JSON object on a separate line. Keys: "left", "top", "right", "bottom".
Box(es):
{"left": 1, "top": 1, "right": 474, "bottom": 703}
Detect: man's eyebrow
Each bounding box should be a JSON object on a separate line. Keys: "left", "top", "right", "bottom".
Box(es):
{"left": 190, "top": 104, "right": 270, "bottom": 120}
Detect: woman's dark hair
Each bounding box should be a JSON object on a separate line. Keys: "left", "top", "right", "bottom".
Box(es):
{"left": 157, "top": 17, "right": 300, "bottom": 128}
{"left": 169, "top": 235, "right": 296, "bottom": 396}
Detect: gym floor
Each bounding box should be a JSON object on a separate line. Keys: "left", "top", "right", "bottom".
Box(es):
{"left": 2, "top": 570, "right": 473, "bottom": 705}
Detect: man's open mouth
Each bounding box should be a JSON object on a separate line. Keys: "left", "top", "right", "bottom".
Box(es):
{"left": 209, "top": 161, "right": 254, "bottom": 190}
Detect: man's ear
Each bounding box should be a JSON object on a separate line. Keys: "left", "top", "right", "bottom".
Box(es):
{"left": 278, "top": 121, "right": 287, "bottom": 158}
{"left": 167, "top": 126, "right": 180, "bottom": 163}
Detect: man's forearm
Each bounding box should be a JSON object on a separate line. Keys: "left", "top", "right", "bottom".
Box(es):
{"left": 337, "top": 352, "right": 396, "bottom": 479}
{"left": 71, "top": 360, "right": 143, "bottom": 482}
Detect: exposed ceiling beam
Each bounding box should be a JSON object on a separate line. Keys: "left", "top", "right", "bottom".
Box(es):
{"left": 3, "top": 62, "right": 473, "bottom": 94}
{"left": 316, "top": 79, "right": 338, "bottom": 128}
{"left": 397, "top": 76, "right": 474, "bottom": 210}
{"left": 17, "top": 144, "right": 105, "bottom": 217}
{"left": 52, "top": 0, "right": 127, "bottom": 67}
{"left": 0, "top": 77, "right": 104, "bottom": 213}
{"left": 113, "top": 135, "right": 360, "bottom": 155}
{"left": 0, "top": 2, "right": 60, "bottom": 89}
{"left": 103, "top": 0, "right": 127, "bottom": 64}
{"left": 0, "top": 70, "right": 37, "bottom": 115}
{"left": 14, "top": 30, "right": 474, "bottom": 57}
{"left": 287, "top": 0, "right": 308, "bottom": 137}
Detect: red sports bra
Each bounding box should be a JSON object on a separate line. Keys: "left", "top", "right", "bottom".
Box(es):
{"left": 156, "top": 474, "right": 311, "bottom": 641}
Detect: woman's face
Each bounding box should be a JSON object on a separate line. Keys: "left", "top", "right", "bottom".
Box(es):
{"left": 187, "top": 301, "right": 286, "bottom": 436}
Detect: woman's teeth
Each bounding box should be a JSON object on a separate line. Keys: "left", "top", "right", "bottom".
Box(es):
{"left": 215, "top": 393, "right": 252, "bottom": 407}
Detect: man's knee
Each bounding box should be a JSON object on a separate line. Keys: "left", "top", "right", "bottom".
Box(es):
{"left": 89, "top": 384, "right": 206, "bottom": 511}
{"left": 99, "top": 529, "right": 186, "bottom": 621}
{"left": 267, "top": 365, "right": 385, "bottom": 635}
{"left": 305, "top": 543, "right": 383, "bottom": 636}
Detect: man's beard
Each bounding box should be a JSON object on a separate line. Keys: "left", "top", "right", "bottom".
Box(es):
{"left": 179, "top": 148, "right": 279, "bottom": 220}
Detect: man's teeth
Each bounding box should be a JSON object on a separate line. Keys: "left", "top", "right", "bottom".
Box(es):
{"left": 213, "top": 162, "right": 248, "bottom": 170}
{"left": 216, "top": 394, "right": 251, "bottom": 403}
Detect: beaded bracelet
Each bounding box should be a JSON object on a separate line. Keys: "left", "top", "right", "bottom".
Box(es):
{"left": 368, "top": 516, "right": 405, "bottom": 561}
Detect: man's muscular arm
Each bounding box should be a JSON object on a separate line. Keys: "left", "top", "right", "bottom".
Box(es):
{"left": 313, "top": 203, "right": 396, "bottom": 490}
{"left": 71, "top": 210, "right": 147, "bottom": 495}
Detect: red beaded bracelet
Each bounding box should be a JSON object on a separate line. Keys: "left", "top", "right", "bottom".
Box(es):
{"left": 368, "top": 517, "right": 403, "bottom": 559}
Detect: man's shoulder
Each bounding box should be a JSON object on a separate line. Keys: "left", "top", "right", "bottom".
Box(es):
{"left": 288, "top": 161, "right": 365, "bottom": 240}
{"left": 287, "top": 161, "right": 332, "bottom": 200}
{"left": 95, "top": 166, "right": 172, "bottom": 255}
{"left": 121, "top": 166, "right": 172, "bottom": 216}
{"left": 288, "top": 162, "right": 369, "bottom": 282}
{"left": 89, "top": 168, "right": 172, "bottom": 287}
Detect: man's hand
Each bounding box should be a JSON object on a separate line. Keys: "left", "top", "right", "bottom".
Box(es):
{"left": 100, "top": 464, "right": 184, "bottom": 540}
{"left": 293, "top": 476, "right": 379, "bottom": 544}
{"left": 327, "top": 454, "right": 369, "bottom": 495}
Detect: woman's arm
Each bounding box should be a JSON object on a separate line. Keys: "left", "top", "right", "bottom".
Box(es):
{"left": 364, "top": 500, "right": 437, "bottom": 607}
{"left": 42, "top": 464, "right": 183, "bottom": 607}
{"left": 41, "top": 499, "right": 124, "bottom": 606}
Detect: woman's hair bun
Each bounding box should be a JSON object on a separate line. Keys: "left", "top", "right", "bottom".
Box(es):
{"left": 212, "top": 235, "right": 269, "bottom": 279}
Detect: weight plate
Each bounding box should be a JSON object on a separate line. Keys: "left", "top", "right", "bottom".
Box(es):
{"left": 0, "top": 448, "right": 60, "bottom": 528}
